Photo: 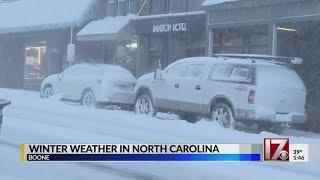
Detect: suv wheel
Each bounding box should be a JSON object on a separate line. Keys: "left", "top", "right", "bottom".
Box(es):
{"left": 211, "top": 103, "right": 235, "bottom": 128}
{"left": 43, "top": 86, "right": 54, "bottom": 99}
{"left": 135, "top": 94, "right": 155, "bottom": 116}
{"left": 81, "top": 90, "right": 96, "bottom": 108}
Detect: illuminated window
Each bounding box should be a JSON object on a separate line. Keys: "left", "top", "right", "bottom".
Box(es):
{"left": 24, "top": 44, "right": 46, "bottom": 80}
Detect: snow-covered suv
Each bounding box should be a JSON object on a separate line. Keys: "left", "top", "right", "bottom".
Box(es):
{"left": 134, "top": 55, "right": 307, "bottom": 130}
{"left": 41, "top": 63, "right": 136, "bottom": 108}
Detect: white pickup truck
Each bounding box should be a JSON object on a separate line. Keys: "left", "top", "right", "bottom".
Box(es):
{"left": 133, "top": 55, "right": 307, "bottom": 132}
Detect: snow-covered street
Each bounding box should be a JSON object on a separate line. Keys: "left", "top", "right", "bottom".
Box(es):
{"left": 0, "top": 88, "right": 319, "bottom": 180}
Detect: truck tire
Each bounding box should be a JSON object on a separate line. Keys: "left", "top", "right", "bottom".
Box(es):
{"left": 211, "top": 103, "right": 236, "bottom": 129}
{"left": 135, "top": 94, "right": 155, "bottom": 116}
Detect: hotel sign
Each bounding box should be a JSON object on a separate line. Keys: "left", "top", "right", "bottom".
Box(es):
{"left": 153, "top": 23, "right": 188, "bottom": 33}
{"left": 130, "top": 13, "right": 205, "bottom": 35}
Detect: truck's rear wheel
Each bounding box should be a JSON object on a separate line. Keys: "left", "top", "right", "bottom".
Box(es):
{"left": 42, "top": 86, "right": 54, "bottom": 99}
{"left": 135, "top": 94, "right": 155, "bottom": 116}
{"left": 211, "top": 103, "right": 235, "bottom": 128}
{"left": 81, "top": 90, "right": 96, "bottom": 108}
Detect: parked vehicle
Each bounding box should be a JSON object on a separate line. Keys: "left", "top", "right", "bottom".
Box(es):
{"left": 41, "top": 63, "right": 136, "bottom": 108}
{"left": 134, "top": 55, "right": 307, "bottom": 132}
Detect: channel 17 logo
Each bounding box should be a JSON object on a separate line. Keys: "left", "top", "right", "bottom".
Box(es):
{"left": 264, "top": 138, "right": 289, "bottom": 161}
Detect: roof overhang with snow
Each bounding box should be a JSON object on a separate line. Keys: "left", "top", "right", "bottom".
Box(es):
{"left": 0, "top": 0, "right": 95, "bottom": 35}
{"left": 77, "top": 15, "right": 135, "bottom": 42}
{"left": 205, "top": 0, "right": 320, "bottom": 28}
{"left": 203, "top": 0, "right": 303, "bottom": 10}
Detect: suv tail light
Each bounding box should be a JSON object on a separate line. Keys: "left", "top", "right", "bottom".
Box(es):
{"left": 248, "top": 90, "right": 255, "bottom": 104}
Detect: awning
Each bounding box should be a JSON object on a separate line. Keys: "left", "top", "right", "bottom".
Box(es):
{"left": 77, "top": 15, "right": 135, "bottom": 42}
{"left": 130, "top": 11, "right": 206, "bottom": 35}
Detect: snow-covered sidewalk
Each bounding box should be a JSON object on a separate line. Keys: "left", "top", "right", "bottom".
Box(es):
{"left": 0, "top": 88, "right": 319, "bottom": 180}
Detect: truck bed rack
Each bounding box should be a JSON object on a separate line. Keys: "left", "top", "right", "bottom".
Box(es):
{"left": 213, "top": 54, "right": 303, "bottom": 65}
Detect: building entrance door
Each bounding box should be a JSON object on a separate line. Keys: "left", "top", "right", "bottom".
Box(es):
{"left": 278, "top": 21, "right": 320, "bottom": 129}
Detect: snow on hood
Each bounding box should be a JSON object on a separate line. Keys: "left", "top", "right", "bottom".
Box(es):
{"left": 0, "top": 0, "right": 95, "bottom": 34}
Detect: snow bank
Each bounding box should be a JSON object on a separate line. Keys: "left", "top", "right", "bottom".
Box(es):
{"left": 202, "top": 0, "right": 238, "bottom": 6}
{"left": 0, "top": 0, "right": 95, "bottom": 34}
{"left": 0, "top": 88, "right": 320, "bottom": 180}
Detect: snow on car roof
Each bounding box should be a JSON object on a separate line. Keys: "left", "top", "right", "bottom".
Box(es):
{"left": 79, "top": 63, "right": 126, "bottom": 71}
{"left": 177, "top": 56, "right": 285, "bottom": 67}
{"left": 82, "top": 63, "right": 136, "bottom": 75}
{"left": 0, "top": 0, "right": 95, "bottom": 34}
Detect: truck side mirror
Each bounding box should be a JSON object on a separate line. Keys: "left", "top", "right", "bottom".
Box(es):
{"left": 154, "top": 67, "right": 163, "bottom": 80}
{"left": 154, "top": 58, "right": 163, "bottom": 80}
{"left": 59, "top": 73, "right": 64, "bottom": 81}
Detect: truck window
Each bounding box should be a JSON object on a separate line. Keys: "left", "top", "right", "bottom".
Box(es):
{"left": 186, "top": 64, "right": 205, "bottom": 80}
{"left": 230, "top": 66, "right": 255, "bottom": 83}
{"left": 166, "top": 62, "right": 189, "bottom": 77}
{"left": 210, "top": 64, "right": 234, "bottom": 81}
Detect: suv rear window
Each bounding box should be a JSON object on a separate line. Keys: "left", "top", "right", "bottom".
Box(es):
{"left": 210, "top": 64, "right": 234, "bottom": 81}
{"left": 230, "top": 67, "right": 254, "bottom": 83}
{"left": 210, "top": 64, "right": 255, "bottom": 84}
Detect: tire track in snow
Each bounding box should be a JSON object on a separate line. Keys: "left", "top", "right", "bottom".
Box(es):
{"left": 2, "top": 124, "right": 320, "bottom": 180}
{"left": 2, "top": 89, "right": 320, "bottom": 180}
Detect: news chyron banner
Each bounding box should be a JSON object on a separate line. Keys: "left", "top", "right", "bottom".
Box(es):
{"left": 20, "top": 138, "right": 319, "bottom": 163}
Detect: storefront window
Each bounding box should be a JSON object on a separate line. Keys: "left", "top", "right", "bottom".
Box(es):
{"left": 150, "top": 0, "right": 169, "bottom": 15}
{"left": 118, "top": 0, "right": 128, "bottom": 16}
{"left": 24, "top": 44, "right": 46, "bottom": 80}
{"left": 214, "top": 29, "right": 244, "bottom": 54}
{"left": 129, "top": 0, "right": 143, "bottom": 14}
{"left": 170, "top": 0, "right": 188, "bottom": 13}
{"left": 187, "top": 0, "right": 204, "bottom": 11}
{"left": 249, "top": 34, "right": 268, "bottom": 55}
{"left": 213, "top": 26, "right": 268, "bottom": 55}
{"left": 107, "top": 0, "right": 118, "bottom": 17}
{"left": 117, "top": 37, "right": 138, "bottom": 75}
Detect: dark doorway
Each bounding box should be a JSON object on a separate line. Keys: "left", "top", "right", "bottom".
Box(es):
{"left": 278, "top": 21, "right": 320, "bottom": 131}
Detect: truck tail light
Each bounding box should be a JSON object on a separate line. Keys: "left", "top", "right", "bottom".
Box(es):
{"left": 248, "top": 90, "right": 255, "bottom": 104}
